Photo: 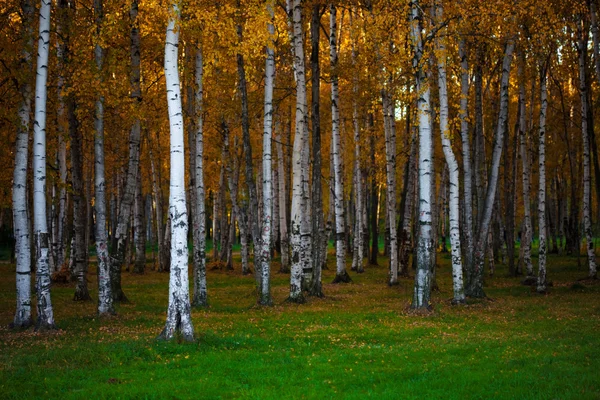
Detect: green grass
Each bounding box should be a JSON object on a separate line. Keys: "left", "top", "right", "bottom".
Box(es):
{"left": 0, "top": 250, "right": 599, "bottom": 399}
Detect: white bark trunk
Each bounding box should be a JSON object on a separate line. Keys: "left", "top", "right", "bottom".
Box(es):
{"left": 192, "top": 46, "right": 208, "bottom": 307}
{"left": 383, "top": 91, "right": 398, "bottom": 285}
{"left": 33, "top": 0, "right": 56, "bottom": 330}
{"left": 435, "top": 1, "right": 465, "bottom": 304}
{"left": 159, "top": 7, "right": 194, "bottom": 341}
{"left": 410, "top": 0, "right": 432, "bottom": 310}
{"left": 330, "top": 4, "right": 350, "bottom": 284}
{"left": 288, "top": 0, "right": 309, "bottom": 302}
{"left": 276, "top": 132, "right": 290, "bottom": 272}
{"left": 537, "top": 63, "right": 548, "bottom": 293}
{"left": 518, "top": 55, "right": 533, "bottom": 277}
{"left": 467, "top": 39, "right": 515, "bottom": 297}
{"left": 12, "top": 0, "right": 34, "bottom": 329}
{"left": 258, "top": 1, "right": 275, "bottom": 306}
{"left": 458, "top": 39, "right": 474, "bottom": 272}
{"left": 94, "top": 0, "right": 114, "bottom": 315}
{"left": 578, "top": 26, "right": 598, "bottom": 279}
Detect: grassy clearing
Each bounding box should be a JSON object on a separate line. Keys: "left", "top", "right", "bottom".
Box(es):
{"left": 0, "top": 250, "right": 599, "bottom": 399}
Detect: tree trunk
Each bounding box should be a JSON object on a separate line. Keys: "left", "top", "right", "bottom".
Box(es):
{"left": 435, "top": 1, "right": 465, "bottom": 303}
{"left": 466, "top": 39, "right": 515, "bottom": 298}
{"left": 410, "top": 0, "right": 433, "bottom": 310}
{"left": 32, "top": 0, "right": 56, "bottom": 330}
{"left": 94, "top": 0, "right": 114, "bottom": 315}
{"left": 537, "top": 62, "right": 549, "bottom": 293}
{"left": 192, "top": 45, "right": 208, "bottom": 307}
{"left": 258, "top": 1, "right": 275, "bottom": 305}
{"left": 288, "top": 0, "right": 310, "bottom": 302}
{"left": 110, "top": 0, "right": 142, "bottom": 302}
{"left": 518, "top": 54, "right": 534, "bottom": 277}
{"left": 383, "top": 90, "right": 398, "bottom": 285}
{"left": 309, "top": 2, "right": 324, "bottom": 297}
{"left": 133, "top": 163, "right": 146, "bottom": 274}
{"left": 159, "top": 5, "right": 194, "bottom": 341}
{"left": 12, "top": 0, "right": 34, "bottom": 329}
{"left": 276, "top": 131, "right": 290, "bottom": 273}
{"left": 578, "top": 22, "right": 598, "bottom": 278}
{"left": 369, "top": 114, "right": 379, "bottom": 265}
{"left": 329, "top": 4, "right": 350, "bottom": 284}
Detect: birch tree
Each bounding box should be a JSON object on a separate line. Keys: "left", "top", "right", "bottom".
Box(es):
{"left": 192, "top": 45, "right": 208, "bottom": 308}
{"left": 288, "top": 0, "right": 310, "bottom": 302}
{"left": 32, "top": 0, "right": 56, "bottom": 330}
{"left": 94, "top": 0, "right": 114, "bottom": 315}
{"left": 309, "top": 3, "right": 324, "bottom": 297}
{"left": 382, "top": 91, "right": 398, "bottom": 286}
{"left": 258, "top": 0, "right": 275, "bottom": 306}
{"left": 435, "top": 0, "right": 465, "bottom": 304}
{"left": 159, "top": 3, "right": 194, "bottom": 341}
{"left": 518, "top": 54, "right": 534, "bottom": 278}
{"left": 537, "top": 59, "right": 549, "bottom": 293}
{"left": 577, "top": 19, "right": 597, "bottom": 279}
{"left": 110, "top": 0, "right": 142, "bottom": 302}
{"left": 458, "top": 39, "right": 474, "bottom": 272}
{"left": 410, "top": 0, "right": 433, "bottom": 310}
{"left": 466, "top": 38, "right": 515, "bottom": 298}
{"left": 330, "top": 4, "right": 350, "bottom": 284}
{"left": 12, "top": 0, "right": 34, "bottom": 329}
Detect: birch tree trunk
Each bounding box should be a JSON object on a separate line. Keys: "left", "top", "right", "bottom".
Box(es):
{"left": 309, "top": 2, "right": 324, "bottom": 297}
{"left": 192, "top": 46, "right": 208, "bottom": 307}
{"left": 288, "top": 0, "right": 309, "bottom": 302}
{"left": 94, "top": 0, "right": 114, "bottom": 316}
{"left": 537, "top": 62, "right": 549, "bottom": 293}
{"left": 466, "top": 39, "right": 515, "bottom": 298}
{"left": 110, "top": 0, "right": 142, "bottom": 302}
{"left": 133, "top": 165, "right": 146, "bottom": 274}
{"left": 159, "top": 5, "right": 194, "bottom": 341}
{"left": 435, "top": 1, "right": 465, "bottom": 304}
{"left": 383, "top": 91, "right": 398, "bottom": 285}
{"left": 410, "top": 0, "right": 432, "bottom": 310}
{"left": 277, "top": 132, "right": 290, "bottom": 273}
{"left": 12, "top": 0, "right": 34, "bottom": 329}
{"left": 258, "top": 0, "right": 275, "bottom": 306}
{"left": 33, "top": 0, "right": 56, "bottom": 330}
{"left": 518, "top": 54, "right": 533, "bottom": 277}
{"left": 578, "top": 22, "right": 598, "bottom": 279}
{"left": 57, "top": 134, "right": 67, "bottom": 268}
{"left": 330, "top": 4, "right": 350, "bottom": 284}
{"left": 458, "top": 39, "right": 474, "bottom": 272}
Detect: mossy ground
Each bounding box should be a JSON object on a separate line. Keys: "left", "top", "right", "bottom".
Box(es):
{"left": 0, "top": 247, "right": 599, "bottom": 399}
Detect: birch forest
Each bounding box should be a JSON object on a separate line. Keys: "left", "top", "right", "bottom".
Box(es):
{"left": 1, "top": 0, "right": 600, "bottom": 394}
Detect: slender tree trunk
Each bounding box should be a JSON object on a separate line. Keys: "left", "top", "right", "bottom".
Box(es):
{"left": 12, "top": 0, "right": 34, "bottom": 329}
{"left": 410, "top": 0, "right": 433, "bottom": 309}
{"left": 537, "top": 62, "right": 549, "bottom": 293}
{"left": 466, "top": 39, "right": 515, "bottom": 297}
{"left": 368, "top": 114, "right": 379, "bottom": 265}
{"left": 399, "top": 125, "right": 416, "bottom": 277}
{"left": 578, "top": 22, "right": 598, "bottom": 278}
{"left": 589, "top": 0, "right": 600, "bottom": 223}
{"left": 288, "top": 0, "right": 310, "bottom": 302}
{"left": 309, "top": 3, "right": 324, "bottom": 296}
{"left": 330, "top": 4, "right": 350, "bottom": 284}
{"left": 149, "top": 136, "right": 165, "bottom": 272}
{"left": 192, "top": 45, "right": 208, "bottom": 307}
{"left": 32, "top": 0, "right": 56, "bottom": 330}
{"left": 258, "top": 1, "right": 275, "bottom": 305}
{"left": 159, "top": 4, "right": 194, "bottom": 341}
{"left": 435, "top": 1, "right": 465, "bottom": 303}
{"left": 110, "top": 0, "right": 142, "bottom": 301}
{"left": 383, "top": 91, "right": 398, "bottom": 285}
{"left": 94, "top": 0, "right": 114, "bottom": 315}
{"left": 518, "top": 54, "right": 534, "bottom": 277}
{"left": 277, "top": 130, "right": 290, "bottom": 273}
{"left": 133, "top": 164, "right": 146, "bottom": 274}
{"left": 236, "top": 6, "right": 260, "bottom": 261}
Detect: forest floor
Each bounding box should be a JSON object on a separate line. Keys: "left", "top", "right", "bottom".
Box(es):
{"left": 0, "top": 250, "right": 599, "bottom": 399}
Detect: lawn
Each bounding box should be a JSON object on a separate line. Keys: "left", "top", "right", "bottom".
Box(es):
{"left": 0, "top": 250, "right": 599, "bottom": 399}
